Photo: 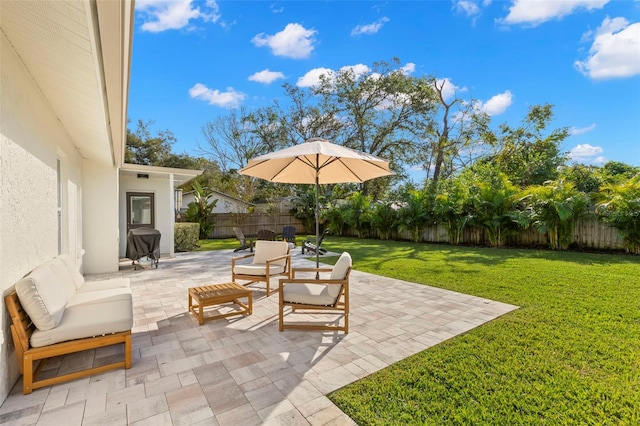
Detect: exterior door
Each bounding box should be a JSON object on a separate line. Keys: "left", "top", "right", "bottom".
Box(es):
{"left": 126, "top": 192, "right": 155, "bottom": 232}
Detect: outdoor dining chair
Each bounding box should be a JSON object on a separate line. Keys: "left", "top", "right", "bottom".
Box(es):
{"left": 257, "top": 229, "right": 277, "bottom": 241}
{"left": 278, "top": 251, "right": 351, "bottom": 333}
{"left": 281, "top": 225, "right": 297, "bottom": 247}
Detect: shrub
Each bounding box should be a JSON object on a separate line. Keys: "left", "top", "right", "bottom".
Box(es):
{"left": 175, "top": 222, "right": 200, "bottom": 252}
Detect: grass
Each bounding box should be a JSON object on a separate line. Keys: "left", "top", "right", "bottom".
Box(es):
{"left": 311, "top": 237, "right": 640, "bottom": 425}
{"left": 195, "top": 236, "right": 306, "bottom": 252}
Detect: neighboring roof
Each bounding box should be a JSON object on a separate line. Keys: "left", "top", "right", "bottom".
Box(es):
{"left": 1, "top": 0, "right": 134, "bottom": 167}
{"left": 183, "top": 189, "right": 255, "bottom": 206}
{"left": 120, "top": 163, "right": 203, "bottom": 188}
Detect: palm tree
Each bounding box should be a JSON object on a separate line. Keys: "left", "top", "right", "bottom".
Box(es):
{"left": 596, "top": 173, "right": 640, "bottom": 254}
{"left": 521, "top": 179, "right": 589, "bottom": 250}
{"left": 397, "top": 190, "right": 433, "bottom": 242}
{"left": 370, "top": 201, "right": 398, "bottom": 240}
{"left": 185, "top": 181, "right": 218, "bottom": 239}
{"left": 468, "top": 173, "right": 520, "bottom": 248}
{"left": 434, "top": 178, "right": 471, "bottom": 245}
{"left": 343, "top": 192, "right": 373, "bottom": 238}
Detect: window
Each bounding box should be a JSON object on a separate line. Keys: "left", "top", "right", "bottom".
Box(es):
{"left": 126, "top": 192, "right": 155, "bottom": 231}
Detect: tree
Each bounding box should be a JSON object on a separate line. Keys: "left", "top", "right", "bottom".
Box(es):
{"left": 485, "top": 104, "right": 569, "bottom": 187}
{"left": 397, "top": 189, "right": 433, "bottom": 242}
{"left": 434, "top": 177, "right": 472, "bottom": 245}
{"left": 466, "top": 167, "right": 520, "bottom": 248}
{"left": 342, "top": 192, "right": 373, "bottom": 238}
{"left": 199, "top": 107, "right": 279, "bottom": 173}
{"left": 596, "top": 173, "right": 640, "bottom": 254}
{"left": 417, "top": 78, "right": 494, "bottom": 184}
{"left": 521, "top": 179, "right": 590, "bottom": 250}
{"left": 370, "top": 201, "right": 398, "bottom": 240}
{"left": 559, "top": 163, "right": 602, "bottom": 195}
{"left": 125, "top": 119, "right": 175, "bottom": 165}
{"left": 184, "top": 181, "right": 218, "bottom": 239}
{"left": 310, "top": 58, "right": 436, "bottom": 198}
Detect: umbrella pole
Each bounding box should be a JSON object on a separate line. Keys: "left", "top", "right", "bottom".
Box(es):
{"left": 315, "top": 174, "right": 320, "bottom": 270}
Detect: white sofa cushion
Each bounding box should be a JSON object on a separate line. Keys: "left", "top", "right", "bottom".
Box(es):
{"left": 78, "top": 277, "right": 130, "bottom": 293}
{"left": 67, "top": 288, "right": 132, "bottom": 307}
{"left": 328, "top": 252, "right": 351, "bottom": 298}
{"left": 57, "top": 254, "right": 85, "bottom": 289}
{"left": 15, "top": 263, "right": 68, "bottom": 331}
{"left": 282, "top": 283, "right": 336, "bottom": 306}
{"left": 253, "top": 241, "right": 289, "bottom": 265}
{"left": 48, "top": 257, "right": 79, "bottom": 301}
{"left": 30, "top": 299, "right": 133, "bottom": 347}
{"left": 329, "top": 252, "right": 351, "bottom": 280}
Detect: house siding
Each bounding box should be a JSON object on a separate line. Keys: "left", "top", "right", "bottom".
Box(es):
{"left": 0, "top": 32, "right": 85, "bottom": 402}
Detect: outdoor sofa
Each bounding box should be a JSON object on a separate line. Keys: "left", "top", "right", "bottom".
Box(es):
{"left": 5, "top": 254, "right": 133, "bottom": 394}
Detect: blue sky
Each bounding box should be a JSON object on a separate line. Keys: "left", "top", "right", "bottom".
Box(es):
{"left": 128, "top": 0, "right": 640, "bottom": 174}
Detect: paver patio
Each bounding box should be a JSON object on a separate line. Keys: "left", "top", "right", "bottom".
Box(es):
{"left": 0, "top": 248, "right": 517, "bottom": 425}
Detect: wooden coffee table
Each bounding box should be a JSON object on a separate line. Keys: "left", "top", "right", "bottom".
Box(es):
{"left": 188, "top": 282, "right": 252, "bottom": 325}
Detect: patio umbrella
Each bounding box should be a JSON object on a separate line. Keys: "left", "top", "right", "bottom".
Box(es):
{"left": 239, "top": 137, "right": 393, "bottom": 268}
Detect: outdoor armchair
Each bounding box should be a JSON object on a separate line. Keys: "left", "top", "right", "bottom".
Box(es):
{"left": 278, "top": 251, "right": 351, "bottom": 333}
{"left": 232, "top": 240, "right": 291, "bottom": 296}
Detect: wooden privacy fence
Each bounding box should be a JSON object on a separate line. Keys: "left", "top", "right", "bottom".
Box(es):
{"left": 193, "top": 213, "right": 307, "bottom": 239}
{"left": 342, "top": 218, "right": 626, "bottom": 251}
{"left": 181, "top": 213, "right": 626, "bottom": 251}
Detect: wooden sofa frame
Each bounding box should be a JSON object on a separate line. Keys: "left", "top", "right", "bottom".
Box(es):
{"left": 4, "top": 291, "right": 132, "bottom": 395}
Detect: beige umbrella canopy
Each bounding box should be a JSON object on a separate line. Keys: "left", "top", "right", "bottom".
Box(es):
{"left": 240, "top": 137, "right": 393, "bottom": 267}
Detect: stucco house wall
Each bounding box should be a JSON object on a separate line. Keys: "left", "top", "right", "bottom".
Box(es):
{"left": 0, "top": 31, "right": 86, "bottom": 401}
{"left": 119, "top": 173, "right": 176, "bottom": 258}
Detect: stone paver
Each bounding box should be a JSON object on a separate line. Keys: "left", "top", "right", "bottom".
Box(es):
{"left": 0, "top": 249, "right": 517, "bottom": 424}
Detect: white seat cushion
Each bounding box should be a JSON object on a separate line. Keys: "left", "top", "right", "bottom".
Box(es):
{"left": 234, "top": 264, "right": 286, "bottom": 276}
{"left": 78, "top": 277, "right": 131, "bottom": 292}
{"left": 30, "top": 299, "right": 133, "bottom": 347}
{"left": 67, "top": 288, "right": 132, "bottom": 307}
{"left": 282, "top": 283, "right": 336, "bottom": 306}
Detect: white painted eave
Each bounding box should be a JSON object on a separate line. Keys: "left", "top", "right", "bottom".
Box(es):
{"left": 120, "top": 163, "right": 203, "bottom": 188}
{"left": 0, "top": 0, "right": 134, "bottom": 167}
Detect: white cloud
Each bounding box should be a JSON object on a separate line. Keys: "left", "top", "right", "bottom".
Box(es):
{"left": 188, "top": 83, "right": 245, "bottom": 108}
{"left": 575, "top": 17, "right": 640, "bottom": 79}
{"left": 569, "top": 144, "right": 606, "bottom": 163}
{"left": 570, "top": 123, "right": 596, "bottom": 135}
{"left": 401, "top": 63, "right": 416, "bottom": 75}
{"left": 454, "top": 0, "right": 481, "bottom": 17}
{"left": 351, "top": 17, "right": 390, "bottom": 36}
{"left": 252, "top": 23, "right": 317, "bottom": 59}
{"left": 248, "top": 69, "right": 285, "bottom": 84}
{"left": 137, "top": 0, "right": 220, "bottom": 33}
{"left": 476, "top": 90, "right": 513, "bottom": 115}
{"left": 339, "top": 64, "right": 371, "bottom": 79}
{"left": 434, "top": 78, "right": 460, "bottom": 101}
{"left": 297, "top": 68, "right": 335, "bottom": 88}
{"left": 500, "top": 0, "right": 609, "bottom": 27}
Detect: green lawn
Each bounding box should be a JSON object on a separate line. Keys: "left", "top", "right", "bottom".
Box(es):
{"left": 310, "top": 237, "right": 640, "bottom": 425}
